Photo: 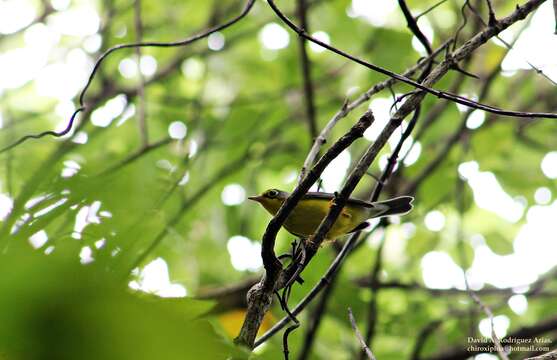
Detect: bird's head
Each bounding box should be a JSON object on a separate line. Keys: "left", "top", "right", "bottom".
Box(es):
{"left": 248, "top": 188, "right": 288, "bottom": 213}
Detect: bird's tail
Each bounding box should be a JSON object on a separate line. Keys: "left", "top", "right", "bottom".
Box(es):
{"left": 376, "top": 196, "right": 414, "bottom": 217}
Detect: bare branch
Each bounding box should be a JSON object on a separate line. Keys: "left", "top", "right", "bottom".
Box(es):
{"left": 403, "top": 17, "right": 533, "bottom": 195}
{"left": 236, "top": 111, "right": 375, "bottom": 348}
{"left": 267, "top": 0, "right": 556, "bottom": 119}
{"left": 298, "top": 39, "right": 452, "bottom": 183}
{"left": 298, "top": 99, "right": 348, "bottom": 183}
{"left": 415, "top": 0, "right": 450, "bottom": 19}
{"left": 360, "top": 234, "right": 386, "bottom": 359}
{"left": 296, "top": 0, "right": 319, "bottom": 145}
{"left": 296, "top": 274, "right": 338, "bottom": 360}
{"left": 254, "top": 230, "right": 365, "bottom": 347}
{"left": 348, "top": 308, "right": 377, "bottom": 360}
{"left": 466, "top": 288, "right": 510, "bottom": 360}
{"left": 486, "top": 0, "right": 498, "bottom": 26}
{"left": 241, "top": 1, "right": 551, "bottom": 350}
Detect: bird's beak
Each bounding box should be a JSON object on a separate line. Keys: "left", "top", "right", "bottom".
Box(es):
{"left": 248, "top": 195, "right": 264, "bottom": 202}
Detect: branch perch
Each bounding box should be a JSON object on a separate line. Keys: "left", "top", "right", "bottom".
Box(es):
{"left": 235, "top": 111, "right": 375, "bottom": 348}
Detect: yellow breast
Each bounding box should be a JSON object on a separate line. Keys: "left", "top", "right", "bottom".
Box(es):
{"left": 259, "top": 198, "right": 368, "bottom": 240}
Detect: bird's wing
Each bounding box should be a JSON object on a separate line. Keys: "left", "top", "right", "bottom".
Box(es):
{"left": 303, "top": 193, "right": 414, "bottom": 217}
{"left": 303, "top": 192, "right": 377, "bottom": 208}
{"left": 347, "top": 221, "right": 370, "bottom": 233}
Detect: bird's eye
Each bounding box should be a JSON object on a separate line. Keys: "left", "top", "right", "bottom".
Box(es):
{"left": 266, "top": 189, "right": 279, "bottom": 198}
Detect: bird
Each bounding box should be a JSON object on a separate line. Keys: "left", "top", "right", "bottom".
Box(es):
{"left": 248, "top": 188, "right": 414, "bottom": 241}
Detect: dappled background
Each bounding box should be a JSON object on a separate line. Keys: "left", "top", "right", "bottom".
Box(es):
{"left": 0, "top": 0, "right": 556, "bottom": 359}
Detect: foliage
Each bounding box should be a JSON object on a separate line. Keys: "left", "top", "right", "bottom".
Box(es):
{"left": 0, "top": 0, "right": 556, "bottom": 359}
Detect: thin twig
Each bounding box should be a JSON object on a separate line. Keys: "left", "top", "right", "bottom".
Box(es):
{"left": 465, "top": 2, "right": 557, "bottom": 86}
{"left": 345, "top": 39, "right": 451, "bottom": 114}
{"left": 267, "top": 0, "right": 557, "bottom": 119}
{"left": 298, "top": 99, "right": 347, "bottom": 183}
{"left": 452, "top": 0, "right": 472, "bottom": 52}
{"left": 348, "top": 308, "right": 377, "bottom": 360}
{"left": 242, "top": 0, "right": 549, "bottom": 347}
{"left": 398, "top": 0, "right": 432, "bottom": 55}
{"left": 415, "top": 0, "right": 450, "bottom": 19}
{"left": 485, "top": 0, "right": 498, "bottom": 26}
{"left": 0, "top": 0, "right": 256, "bottom": 154}
{"left": 296, "top": 273, "right": 338, "bottom": 360}
{"left": 360, "top": 232, "right": 386, "bottom": 359}
{"left": 298, "top": 39, "right": 451, "bottom": 183}
{"left": 254, "top": 230, "right": 365, "bottom": 347}
{"left": 466, "top": 288, "right": 510, "bottom": 360}
{"left": 296, "top": 0, "right": 319, "bottom": 145}
{"left": 455, "top": 144, "right": 508, "bottom": 360}
{"left": 0, "top": 109, "right": 84, "bottom": 154}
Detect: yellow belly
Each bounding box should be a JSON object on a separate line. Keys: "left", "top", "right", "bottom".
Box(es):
{"left": 281, "top": 199, "right": 368, "bottom": 240}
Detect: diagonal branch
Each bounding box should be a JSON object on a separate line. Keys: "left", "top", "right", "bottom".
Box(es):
{"left": 235, "top": 111, "right": 375, "bottom": 348}
{"left": 267, "top": 0, "right": 556, "bottom": 119}
{"left": 359, "top": 233, "right": 386, "bottom": 359}
{"left": 254, "top": 229, "right": 367, "bottom": 347}
{"left": 485, "top": 0, "right": 498, "bottom": 26}
{"left": 349, "top": 308, "right": 377, "bottom": 360}
{"left": 298, "top": 39, "right": 451, "bottom": 183}
{"left": 239, "top": 0, "right": 551, "bottom": 350}
{"left": 296, "top": 272, "right": 338, "bottom": 360}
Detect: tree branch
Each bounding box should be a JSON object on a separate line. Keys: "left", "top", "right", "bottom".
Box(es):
{"left": 254, "top": 230, "right": 366, "bottom": 347}
{"left": 360, "top": 233, "right": 386, "bottom": 359}
{"left": 267, "top": 0, "right": 556, "bottom": 119}
{"left": 349, "top": 308, "right": 377, "bottom": 360}
{"left": 298, "top": 39, "right": 451, "bottom": 182}
{"left": 235, "top": 111, "right": 374, "bottom": 348}
{"left": 296, "top": 0, "right": 319, "bottom": 145}
{"left": 240, "top": 0, "right": 550, "bottom": 351}
{"left": 296, "top": 273, "right": 338, "bottom": 360}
